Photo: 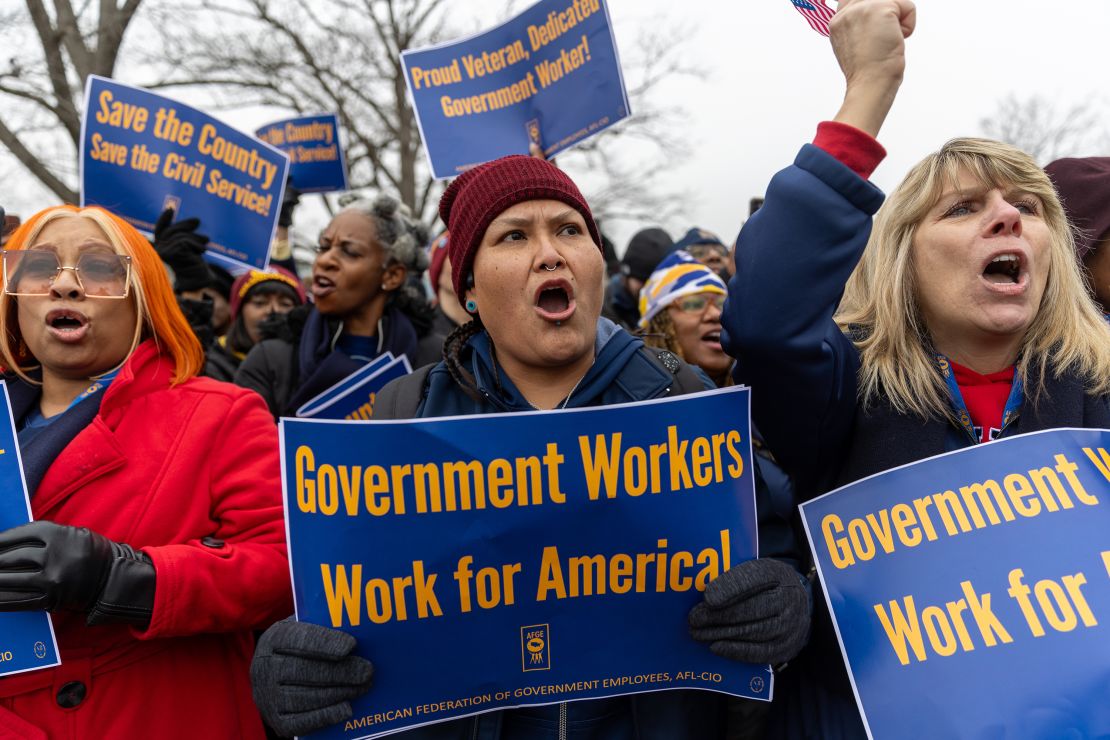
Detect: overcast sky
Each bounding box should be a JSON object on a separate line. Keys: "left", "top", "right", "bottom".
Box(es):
{"left": 2, "top": 0, "right": 1108, "bottom": 256}
{"left": 595, "top": 0, "right": 1110, "bottom": 250}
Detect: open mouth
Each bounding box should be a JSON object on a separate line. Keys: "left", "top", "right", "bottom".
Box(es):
{"left": 702, "top": 330, "right": 723, "bottom": 350}
{"left": 534, "top": 280, "right": 576, "bottom": 322}
{"left": 312, "top": 275, "right": 336, "bottom": 298}
{"left": 46, "top": 309, "right": 89, "bottom": 341}
{"left": 981, "top": 253, "right": 1022, "bottom": 285}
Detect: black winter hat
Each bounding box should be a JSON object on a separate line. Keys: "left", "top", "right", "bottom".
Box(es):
{"left": 208, "top": 264, "right": 234, "bottom": 300}
{"left": 621, "top": 228, "right": 673, "bottom": 282}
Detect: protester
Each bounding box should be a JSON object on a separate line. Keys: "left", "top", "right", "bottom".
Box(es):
{"left": 235, "top": 194, "right": 439, "bottom": 418}
{"left": 1044, "top": 157, "right": 1110, "bottom": 314}
{"left": 602, "top": 226, "right": 673, "bottom": 330}
{"left": 0, "top": 205, "right": 291, "bottom": 738}
{"left": 150, "top": 207, "right": 239, "bottom": 379}
{"left": 637, "top": 248, "right": 796, "bottom": 495}
{"left": 427, "top": 230, "right": 471, "bottom": 338}
{"left": 206, "top": 266, "right": 306, "bottom": 382}
{"left": 722, "top": 1, "right": 1110, "bottom": 736}
{"left": 250, "top": 155, "right": 811, "bottom": 739}
{"left": 1, "top": 207, "right": 19, "bottom": 248}
{"left": 672, "top": 228, "right": 732, "bottom": 281}
{"left": 205, "top": 262, "right": 235, "bottom": 336}
{"left": 638, "top": 249, "right": 730, "bottom": 386}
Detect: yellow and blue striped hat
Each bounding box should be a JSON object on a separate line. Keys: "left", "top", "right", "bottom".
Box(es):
{"left": 637, "top": 250, "right": 727, "bottom": 330}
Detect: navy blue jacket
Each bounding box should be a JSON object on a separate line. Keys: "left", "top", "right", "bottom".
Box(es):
{"left": 721, "top": 144, "right": 1110, "bottom": 739}
{"left": 414, "top": 318, "right": 682, "bottom": 416}
{"left": 372, "top": 318, "right": 798, "bottom": 740}
{"left": 236, "top": 304, "right": 428, "bottom": 418}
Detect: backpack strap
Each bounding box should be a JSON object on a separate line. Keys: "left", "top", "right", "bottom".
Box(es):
{"left": 372, "top": 364, "right": 434, "bottom": 420}
{"left": 641, "top": 347, "right": 710, "bottom": 396}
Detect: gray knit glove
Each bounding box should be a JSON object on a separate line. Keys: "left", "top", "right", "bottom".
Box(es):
{"left": 251, "top": 618, "right": 374, "bottom": 737}
{"left": 688, "top": 558, "right": 810, "bottom": 666}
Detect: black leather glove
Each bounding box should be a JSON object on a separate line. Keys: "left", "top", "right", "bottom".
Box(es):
{"left": 152, "top": 208, "right": 211, "bottom": 293}
{"left": 252, "top": 617, "right": 374, "bottom": 737}
{"left": 688, "top": 558, "right": 810, "bottom": 666}
{"left": 279, "top": 181, "right": 301, "bottom": 228}
{"left": 0, "top": 521, "right": 155, "bottom": 627}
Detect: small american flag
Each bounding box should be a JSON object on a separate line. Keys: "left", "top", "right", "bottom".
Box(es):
{"left": 791, "top": 0, "right": 837, "bottom": 36}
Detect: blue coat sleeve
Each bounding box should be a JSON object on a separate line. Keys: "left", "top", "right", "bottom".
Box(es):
{"left": 721, "top": 144, "right": 885, "bottom": 497}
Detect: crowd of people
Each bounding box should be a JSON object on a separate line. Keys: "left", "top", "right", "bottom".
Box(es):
{"left": 1, "top": 0, "right": 1108, "bottom": 737}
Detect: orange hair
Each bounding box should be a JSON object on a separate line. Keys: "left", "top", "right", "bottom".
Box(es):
{"left": 1, "top": 205, "right": 204, "bottom": 385}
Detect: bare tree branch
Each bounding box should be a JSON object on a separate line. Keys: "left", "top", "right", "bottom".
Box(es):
{"left": 0, "top": 116, "right": 78, "bottom": 201}
{"left": 980, "top": 93, "right": 1108, "bottom": 164}
{"left": 0, "top": 0, "right": 141, "bottom": 199}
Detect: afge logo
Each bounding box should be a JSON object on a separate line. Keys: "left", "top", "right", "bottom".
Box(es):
{"left": 520, "top": 624, "right": 550, "bottom": 672}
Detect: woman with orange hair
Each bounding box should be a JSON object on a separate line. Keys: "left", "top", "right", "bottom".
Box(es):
{"left": 0, "top": 205, "right": 291, "bottom": 738}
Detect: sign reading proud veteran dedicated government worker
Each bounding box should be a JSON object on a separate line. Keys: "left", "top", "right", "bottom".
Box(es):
{"left": 81, "top": 76, "right": 289, "bottom": 272}
{"left": 0, "top": 381, "right": 61, "bottom": 679}
{"left": 402, "top": 0, "right": 630, "bottom": 179}
{"left": 282, "top": 387, "right": 769, "bottom": 739}
{"left": 801, "top": 428, "right": 1110, "bottom": 740}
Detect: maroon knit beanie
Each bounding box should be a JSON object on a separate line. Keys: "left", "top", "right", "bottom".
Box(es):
{"left": 228, "top": 265, "right": 305, "bottom": 319}
{"left": 1044, "top": 157, "right": 1110, "bottom": 261}
{"left": 439, "top": 155, "right": 601, "bottom": 305}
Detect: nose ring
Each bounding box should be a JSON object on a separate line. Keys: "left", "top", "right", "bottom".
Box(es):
{"left": 543, "top": 264, "right": 558, "bottom": 271}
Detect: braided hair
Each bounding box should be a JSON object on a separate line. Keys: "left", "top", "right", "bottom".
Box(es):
{"left": 442, "top": 318, "right": 485, "bottom": 392}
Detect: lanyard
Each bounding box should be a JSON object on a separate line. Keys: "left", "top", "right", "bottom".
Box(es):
{"left": 934, "top": 354, "right": 1023, "bottom": 445}
{"left": 62, "top": 369, "right": 119, "bottom": 415}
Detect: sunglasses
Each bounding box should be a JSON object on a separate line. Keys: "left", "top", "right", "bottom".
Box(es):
{"left": 2, "top": 249, "right": 132, "bottom": 298}
{"left": 672, "top": 293, "right": 726, "bottom": 314}
{"left": 686, "top": 243, "right": 729, "bottom": 261}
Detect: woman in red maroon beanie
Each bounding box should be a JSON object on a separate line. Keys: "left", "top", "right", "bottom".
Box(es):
{"left": 249, "top": 155, "right": 811, "bottom": 740}
{"left": 205, "top": 266, "right": 306, "bottom": 382}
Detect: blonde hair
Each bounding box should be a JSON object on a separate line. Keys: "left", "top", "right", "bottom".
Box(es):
{"left": 836, "top": 137, "right": 1110, "bottom": 419}
{"left": 1, "top": 205, "right": 204, "bottom": 385}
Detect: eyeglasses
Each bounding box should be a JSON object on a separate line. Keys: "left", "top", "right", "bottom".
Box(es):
{"left": 2, "top": 249, "right": 132, "bottom": 298}
{"left": 686, "top": 243, "right": 729, "bottom": 261}
{"left": 672, "top": 293, "right": 726, "bottom": 314}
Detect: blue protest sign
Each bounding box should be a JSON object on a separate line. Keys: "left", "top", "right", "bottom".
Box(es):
{"left": 80, "top": 76, "right": 289, "bottom": 272}
{"left": 0, "top": 381, "right": 60, "bottom": 678}
{"left": 281, "top": 387, "right": 768, "bottom": 739}
{"left": 256, "top": 114, "right": 349, "bottom": 193}
{"left": 296, "top": 354, "right": 412, "bottom": 420}
{"left": 402, "top": 0, "right": 630, "bottom": 179}
{"left": 800, "top": 428, "right": 1110, "bottom": 739}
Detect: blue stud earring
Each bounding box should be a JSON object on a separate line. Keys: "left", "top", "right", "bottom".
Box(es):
{"left": 465, "top": 299, "right": 478, "bottom": 313}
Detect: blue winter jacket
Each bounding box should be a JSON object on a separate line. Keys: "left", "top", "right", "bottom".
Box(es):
{"left": 370, "top": 318, "right": 801, "bottom": 740}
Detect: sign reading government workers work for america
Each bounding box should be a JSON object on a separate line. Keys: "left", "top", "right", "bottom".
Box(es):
{"left": 0, "top": 381, "right": 61, "bottom": 679}
{"left": 81, "top": 76, "right": 289, "bottom": 272}
{"left": 801, "top": 428, "right": 1110, "bottom": 740}
{"left": 402, "top": 0, "right": 630, "bottom": 179}
{"left": 282, "top": 387, "right": 770, "bottom": 739}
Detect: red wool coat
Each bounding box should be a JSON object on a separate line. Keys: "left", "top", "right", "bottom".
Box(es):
{"left": 0, "top": 341, "right": 292, "bottom": 739}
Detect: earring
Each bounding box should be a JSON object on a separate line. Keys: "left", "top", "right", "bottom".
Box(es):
{"left": 465, "top": 299, "right": 478, "bottom": 313}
